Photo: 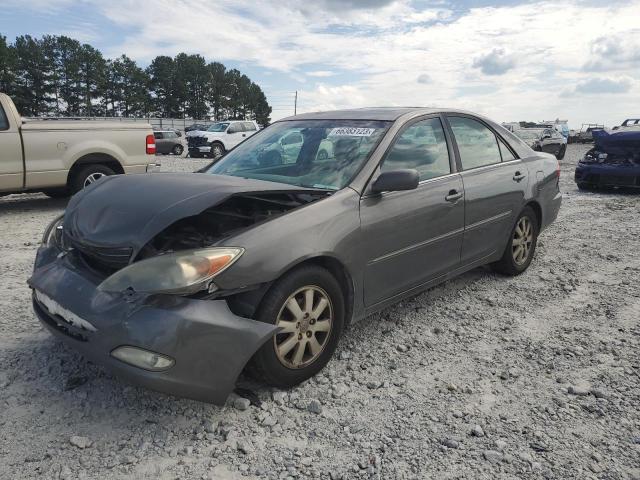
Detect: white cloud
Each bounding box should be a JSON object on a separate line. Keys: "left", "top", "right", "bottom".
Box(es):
{"left": 307, "top": 71, "right": 335, "bottom": 77}
{"left": 46, "top": 0, "right": 640, "bottom": 126}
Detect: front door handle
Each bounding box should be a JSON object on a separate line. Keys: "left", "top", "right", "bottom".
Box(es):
{"left": 445, "top": 190, "right": 463, "bottom": 202}
{"left": 513, "top": 171, "right": 526, "bottom": 182}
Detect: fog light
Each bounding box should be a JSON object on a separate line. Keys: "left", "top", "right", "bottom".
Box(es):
{"left": 111, "top": 346, "right": 175, "bottom": 371}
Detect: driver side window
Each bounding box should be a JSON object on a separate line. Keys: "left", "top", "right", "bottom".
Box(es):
{"left": 380, "top": 117, "right": 451, "bottom": 181}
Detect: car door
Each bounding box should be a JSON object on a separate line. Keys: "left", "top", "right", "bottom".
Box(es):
{"left": 226, "top": 123, "right": 246, "bottom": 148}
{"left": 540, "top": 129, "right": 559, "bottom": 155}
{"left": 360, "top": 116, "right": 465, "bottom": 307}
{"left": 0, "top": 102, "right": 23, "bottom": 191}
{"left": 154, "top": 132, "right": 168, "bottom": 154}
{"left": 445, "top": 115, "right": 528, "bottom": 265}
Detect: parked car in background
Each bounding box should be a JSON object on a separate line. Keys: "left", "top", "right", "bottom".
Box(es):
{"left": 514, "top": 128, "right": 566, "bottom": 159}
{"left": 30, "top": 107, "right": 561, "bottom": 404}
{"left": 153, "top": 130, "right": 186, "bottom": 155}
{"left": 184, "top": 123, "right": 209, "bottom": 133}
{"left": 576, "top": 124, "right": 604, "bottom": 143}
{"left": 188, "top": 120, "right": 259, "bottom": 158}
{"left": 612, "top": 119, "right": 640, "bottom": 131}
{"left": 575, "top": 128, "right": 640, "bottom": 190}
{"left": 0, "top": 93, "right": 156, "bottom": 197}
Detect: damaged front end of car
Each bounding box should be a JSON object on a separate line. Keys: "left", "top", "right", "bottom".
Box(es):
{"left": 28, "top": 173, "right": 330, "bottom": 404}
{"left": 575, "top": 129, "right": 640, "bottom": 189}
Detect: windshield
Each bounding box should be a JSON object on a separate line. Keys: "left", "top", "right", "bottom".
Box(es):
{"left": 206, "top": 120, "right": 391, "bottom": 190}
{"left": 207, "top": 122, "right": 230, "bottom": 132}
{"left": 515, "top": 129, "right": 541, "bottom": 140}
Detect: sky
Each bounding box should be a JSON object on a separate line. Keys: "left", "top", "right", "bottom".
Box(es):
{"left": 1, "top": 0, "right": 639, "bottom": 128}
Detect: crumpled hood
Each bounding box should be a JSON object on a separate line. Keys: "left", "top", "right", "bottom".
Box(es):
{"left": 63, "top": 173, "right": 306, "bottom": 255}
{"left": 593, "top": 129, "right": 640, "bottom": 156}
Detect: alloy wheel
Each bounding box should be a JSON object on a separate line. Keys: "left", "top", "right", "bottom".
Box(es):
{"left": 211, "top": 145, "right": 223, "bottom": 157}
{"left": 273, "top": 286, "right": 333, "bottom": 369}
{"left": 83, "top": 172, "right": 106, "bottom": 187}
{"left": 512, "top": 216, "right": 533, "bottom": 265}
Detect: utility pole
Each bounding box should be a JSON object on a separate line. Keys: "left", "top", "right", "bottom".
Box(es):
{"left": 294, "top": 91, "right": 297, "bottom": 115}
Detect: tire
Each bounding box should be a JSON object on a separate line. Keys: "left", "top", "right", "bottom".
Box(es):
{"left": 556, "top": 145, "right": 566, "bottom": 160}
{"left": 172, "top": 144, "right": 184, "bottom": 156}
{"left": 577, "top": 182, "right": 592, "bottom": 191}
{"left": 317, "top": 149, "right": 328, "bottom": 161}
{"left": 491, "top": 206, "right": 539, "bottom": 276}
{"left": 71, "top": 164, "right": 116, "bottom": 194}
{"left": 210, "top": 142, "right": 225, "bottom": 158}
{"left": 43, "top": 188, "right": 70, "bottom": 199}
{"left": 249, "top": 265, "right": 345, "bottom": 388}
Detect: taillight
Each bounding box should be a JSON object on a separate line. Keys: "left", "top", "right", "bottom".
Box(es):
{"left": 146, "top": 134, "right": 156, "bottom": 155}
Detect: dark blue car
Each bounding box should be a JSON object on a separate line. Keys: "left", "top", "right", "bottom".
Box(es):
{"left": 575, "top": 128, "right": 640, "bottom": 190}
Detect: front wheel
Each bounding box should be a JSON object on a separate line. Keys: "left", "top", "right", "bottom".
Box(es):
{"left": 249, "top": 265, "right": 345, "bottom": 388}
{"left": 556, "top": 144, "right": 566, "bottom": 160}
{"left": 491, "top": 207, "right": 539, "bottom": 276}
{"left": 210, "top": 143, "right": 225, "bottom": 158}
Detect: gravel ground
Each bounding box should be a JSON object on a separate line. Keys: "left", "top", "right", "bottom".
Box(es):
{"left": 0, "top": 145, "right": 639, "bottom": 480}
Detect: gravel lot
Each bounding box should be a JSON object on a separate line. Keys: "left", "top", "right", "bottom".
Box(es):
{"left": 1, "top": 145, "right": 639, "bottom": 480}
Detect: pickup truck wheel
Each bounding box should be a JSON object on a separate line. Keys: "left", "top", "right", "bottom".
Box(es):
{"left": 248, "top": 265, "right": 345, "bottom": 388}
{"left": 172, "top": 144, "right": 184, "bottom": 155}
{"left": 491, "top": 207, "right": 538, "bottom": 276}
{"left": 71, "top": 164, "right": 116, "bottom": 193}
{"left": 210, "top": 143, "right": 225, "bottom": 158}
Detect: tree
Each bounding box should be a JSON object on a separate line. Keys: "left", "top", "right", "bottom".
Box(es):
{"left": 207, "top": 61, "right": 227, "bottom": 120}
{"left": 0, "top": 35, "right": 271, "bottom": 121}
{"left": 0, "top": 35, "right": 16, "bottom": 95}
{"left": 147, "top": 55, "right": 180, "bottom": 117}
{"left": 12, "top": 35, "right": 54, "bottom": 116}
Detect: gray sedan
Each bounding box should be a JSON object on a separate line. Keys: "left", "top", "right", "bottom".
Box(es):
{"left": 29, "top": 108, "right": 562, "bottom": 404}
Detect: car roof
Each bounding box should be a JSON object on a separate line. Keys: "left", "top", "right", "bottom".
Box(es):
{"left": 278, "top": 107, "right": 487, "bottom": 122}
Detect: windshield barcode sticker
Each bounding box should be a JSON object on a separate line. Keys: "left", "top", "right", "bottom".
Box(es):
{"left": 328, "top": 127, "right": 376, "bottom": 137}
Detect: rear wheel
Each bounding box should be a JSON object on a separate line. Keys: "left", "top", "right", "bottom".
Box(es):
{"left": 249, "top": 265, "right": 345, "bottom": 388}
{"left": 491, "top": 207, "right": 538, "bottom": 276}
{"left": 556, "top": 144, "right": 566, "bottom": 160}
{"left": 172, "top": 144, "right": 184, "bottom": 155}
{"left": 71, "top": 164, "right": 116, "bottom": 194}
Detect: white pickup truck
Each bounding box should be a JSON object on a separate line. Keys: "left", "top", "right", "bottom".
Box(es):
{"left": 0, "top": 93, "right": 157, "bottom": 197}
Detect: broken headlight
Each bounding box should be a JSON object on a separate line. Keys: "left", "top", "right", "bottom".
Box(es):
{"left": 42, "top": 215, "right": 66, "bottom": 250}
{"left": 97, "top": 247, "right": 244, "bottom": 295}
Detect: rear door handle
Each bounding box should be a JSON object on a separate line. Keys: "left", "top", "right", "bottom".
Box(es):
{"left": 445, "top": 190, "right": 463, "bottom": 202}
{"left": 513, "top": 171, "right": 526, "bottom": 182}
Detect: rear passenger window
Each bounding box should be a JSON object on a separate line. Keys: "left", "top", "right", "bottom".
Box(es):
{"left": 153, "top": 132, "right": 163, "bottom": 140}
{"left": 498, "top": 138, "right": 516, "bottom": 161}
{"left": 381, "top": 117, "right": 451, "bottom": 181}
{"left": 243, "top": 122, "right": 257, "bottom": 131}
{"left": 448, "top": 116, "right": 502, "bottom": 170}
{"left": 0, "top": 105, "right": 8, "bottom": 130}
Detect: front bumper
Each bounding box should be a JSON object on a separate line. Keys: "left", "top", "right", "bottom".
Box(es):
{"left": 188, "top": 146, "right": 211, "bottom": 155}
{"left": 575, "top": 163, "right": 640, "bottom": 188}
{"left": 28, "top": 246, "right": 277, "bottom": 405}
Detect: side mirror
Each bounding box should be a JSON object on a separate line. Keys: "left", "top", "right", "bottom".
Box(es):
{"left": 370, "top": 169, "right": 419, "bottom": 194}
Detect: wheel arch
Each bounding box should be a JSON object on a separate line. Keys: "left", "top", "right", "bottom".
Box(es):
{"left": 230, "top": 254, "right": 355, "bottom": 327}
{"left": 524, "top": 200, "right": 542, "bottom": 229}
{"left": 67, "top": 153, "right": 124, "bottom": 186}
